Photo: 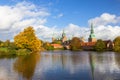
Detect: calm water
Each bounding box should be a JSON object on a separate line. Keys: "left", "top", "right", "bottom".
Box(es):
{"left": 0, "top": 51, "right": 120, "bottom": 80}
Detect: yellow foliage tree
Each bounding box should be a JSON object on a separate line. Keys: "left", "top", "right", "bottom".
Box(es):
{"left": 14, "top": 26, "right": 41, "bottom": 52}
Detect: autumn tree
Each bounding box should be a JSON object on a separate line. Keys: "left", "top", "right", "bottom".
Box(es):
{"left": 14, "top": 26, "right": 42, "bottom": 52}
{"left": 70, "top": 37, "right": 81, "bottom": 50}
{"left": 113, "top": 36, "right": 120, "bottom": 52}
{"left": 94, "top": 39, "right": 105, "bottom": 51}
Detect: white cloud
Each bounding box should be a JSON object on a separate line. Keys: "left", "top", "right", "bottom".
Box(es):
{"left": 0, "top": 1, "right": 50, "bottom": 41}
{"left": 88, "top": 13, "right": 120, "bottom": 26}
{"left": 39, "top": 13, "right": 120, "bottom": 41}
{"left": 58, "top": 13, "right": 63, "bottom": 18}
{"left": 63, "top": 23, "right": 120, "bottom": 41}
{"left": 81, "top": 13, "right": 120, "bottom": 41}
{"left": 54, "top": 13, "right": 63, "bottom": 19}
{"left": 0, "top": 1, "right": 120, "bottom": 42}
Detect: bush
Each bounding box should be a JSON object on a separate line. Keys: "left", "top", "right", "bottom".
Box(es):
{"left": 94, "top": 39, "right": 105, "bottom": 51}
{"left": 0, "top": 47, "right": 16, "bottom": 56}
{"left": 70, "top": 37, "right": 81, "bottom": 51}
{"left": 47, "top": 46, "right": 54, "bottom": 50}
{"left": 16, "top": 49, "right": 31, "bottom": 56}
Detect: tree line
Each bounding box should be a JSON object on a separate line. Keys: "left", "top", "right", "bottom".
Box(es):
{"left": 0, "top": 26, "right": 120, "bottom": 56}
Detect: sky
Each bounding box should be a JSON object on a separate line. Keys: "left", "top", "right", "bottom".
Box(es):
{"left": 0, "top": 0, "right": 120, "bottom": 41}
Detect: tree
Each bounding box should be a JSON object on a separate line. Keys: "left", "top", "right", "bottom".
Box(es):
{"left": 113, "top": 36, "right": 120, "bottom": 52}
{"left": 43, "top": 42, "right": 54, "bottom": 50}
{"left": 70, "top": 37, "right": 81, "bottom": 50}
{"left": 14, "top": 26, "right": 42, "bottom": 52}
{"left": 94, "top": 39, "right": 105, "bottom": 51}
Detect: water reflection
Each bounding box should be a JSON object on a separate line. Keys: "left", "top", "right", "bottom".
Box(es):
{"left": 0, "top": 51, "right": 120, "bottom": 80}
{"left": 89, "top": 52, "right": 120, "bottom": 80}
{"left": 14, "top": 52, "right": 40, "bottom": 80}
{"left": 34, "top": 51, "right": 120, "bottom": 80}
{"left": 35, "top": 51, "right": 91, "bottom": 80}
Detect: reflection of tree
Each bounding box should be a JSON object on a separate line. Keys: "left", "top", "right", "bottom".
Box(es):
{"left": 14, "top": 53, "right": 40, "bottom": 80}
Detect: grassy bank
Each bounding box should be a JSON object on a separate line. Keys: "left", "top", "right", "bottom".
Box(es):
{"left": 0, "top": 47, "right": 31, "bottom": 56}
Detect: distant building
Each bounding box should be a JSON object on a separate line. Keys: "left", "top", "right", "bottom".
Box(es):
{"left": 81, "top": 24, "right": 114, "bottom": 50}
{"left": 51, "top": 30, "right": 68, "bottom": 49}
{"left": 88, "top": 23, "right": 97, "bottom": 42}
{"left": 51, "top": 44, "right": 63, "bottom": 49}
{"left": 51, "top": 23, "right": 114, "bottom": 50}
{"left": 61, "top": 30, "right": 67, "bottom": 43}
{"left": 81, "top": 23, "right": 97, "bottom": 50}
{"left": 80, "top": 37, "right": 85, "bottom": 42}
{"left": 103, "top": 40, "right": 114, "bottom": 50}
{"left": 52, "top": 30, "right": 67, "bottom": 43}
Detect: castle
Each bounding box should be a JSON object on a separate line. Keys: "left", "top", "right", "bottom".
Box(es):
{"left": 52, "top": 30, "right": 67, "bottom": 43}
{"left": 51, "top": 30, "right": 68, "bottom": 49}
{"left": 51, "top": 24, "right": 114, "bottom": 50}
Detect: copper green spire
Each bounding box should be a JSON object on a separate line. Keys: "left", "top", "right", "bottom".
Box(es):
{"left": 88, "top": 23, "right": 97, "bottom": 42}
{"left": 89, "top": 23, "right": 96, "bottom": 38}
{"left": 91, "top": 23, "right": 94, "bottom": 34}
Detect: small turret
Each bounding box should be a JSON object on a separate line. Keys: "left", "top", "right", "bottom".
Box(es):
{"left": 62, "top": 30, "right": 66, "bottom": 38}
{"left": 52, "top": 33, "right": 56, "bottom": 42}
{"left": 61, "top": 30, "right": 67, "bottom": 42}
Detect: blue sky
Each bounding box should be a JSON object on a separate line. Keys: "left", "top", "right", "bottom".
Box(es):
{"left": 1, "top": 0, "right": 120, "bottom": 27}
{"left": 0, "top": 0, "right": 120, "bottom": 41}
{"left": 37, "top": 0, "right": 120, "bottom": 27}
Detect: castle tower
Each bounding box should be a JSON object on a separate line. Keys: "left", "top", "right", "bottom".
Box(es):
{"left": 88, "top": 23, "right": 97, "bottom": 42}
{"left": 52, "top": 33, "right": 56, "bottom": 42}
{"left": 62, "top": 30, "right": 67, "bottom": 42}
{"left": 80, "top": 37, "right": 85, "bottom": 42}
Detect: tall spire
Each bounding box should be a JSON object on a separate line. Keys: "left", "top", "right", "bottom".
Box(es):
{"left": 91, "top": 23, "right": 94, "bottom": 34}
{"left": 88, "top": 23, "right": 97, "bottom": 42}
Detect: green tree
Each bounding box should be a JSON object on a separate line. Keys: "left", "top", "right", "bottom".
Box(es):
{"left": 52, "top": 40, "right": 62, "bottom": 44}
{"left": 43, "top": 42, "right": 54, "bottom": 50}
{"left": 94, "top": 39, "right": 105, "bottom": 51}
{"left": 0, "top": 40, "right": 10, "bottom": 48}
{"left": 113, "top": 36, "right": 120, "bottom": 52}
{"left": 0, "top": 40, "right": 3, "bottom": 46}
{"left": 14, "top": 26, "right": 42, "bottom": 52}
{"left": 70, "top": 37, "right": 81, "bottom": 50}
{"left": 4, "top": 40, "right": 10, "bottom": 47}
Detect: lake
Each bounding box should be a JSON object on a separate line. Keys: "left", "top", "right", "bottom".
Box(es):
{"left": 0, "top": 50, "right": 120, "bottom": 80}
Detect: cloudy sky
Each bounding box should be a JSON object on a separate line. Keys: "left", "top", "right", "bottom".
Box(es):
{"left": 0, "top": 0, "right": 120, "bottom": 41}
